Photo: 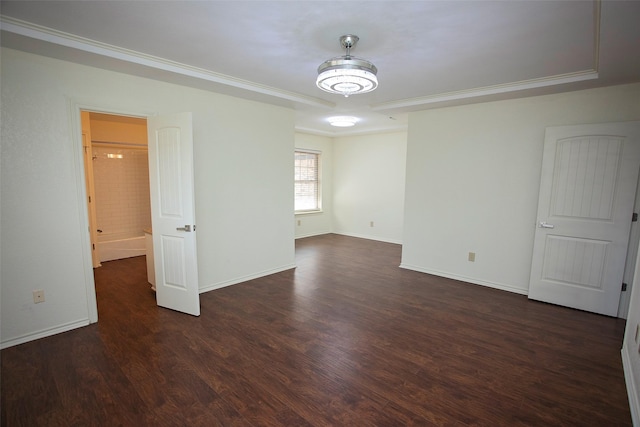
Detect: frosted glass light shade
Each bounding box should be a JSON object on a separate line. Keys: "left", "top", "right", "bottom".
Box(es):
{"left": 316, "top": 58, "right": 378, "bottom": 97}
{"left": 328, "top": 116, "right": 358, "bottom": 127}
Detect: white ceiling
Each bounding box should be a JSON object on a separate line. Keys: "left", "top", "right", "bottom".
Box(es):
{"left": 1, "top": 1, "right": 639, "bottom": 136}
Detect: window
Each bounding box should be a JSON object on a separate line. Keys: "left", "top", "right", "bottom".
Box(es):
{"left": 295, "top": 150, "right": 321, "bottom": 212}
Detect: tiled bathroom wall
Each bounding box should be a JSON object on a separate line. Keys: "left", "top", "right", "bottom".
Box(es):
{"left": 92, "top": 145, "right": 152, "bottom": 242}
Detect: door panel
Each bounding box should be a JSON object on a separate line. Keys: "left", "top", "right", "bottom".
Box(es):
{"left": 541, "top": 235, "right": 607, "bottom": 289}
{"left": 148, "top": 112, "right": 200, "bottom": 316}
{"left": 549, "top": 136, "right": 620, "bottom": 220}
{"left": 529, "top": 122, "right": 640, "bottom": 316}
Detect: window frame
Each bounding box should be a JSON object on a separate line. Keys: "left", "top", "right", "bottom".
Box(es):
{"left": 294, "top": 149, "right": 322, "bottom": 214}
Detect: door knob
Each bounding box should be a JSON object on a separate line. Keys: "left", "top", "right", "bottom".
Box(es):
{"left": 176, "top": 225, "right": 192, "bottom": 232}
{"left": 539, "top": 221, "right": 555, "bottom": 229}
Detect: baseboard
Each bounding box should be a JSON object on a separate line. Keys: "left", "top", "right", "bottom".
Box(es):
{"left": 333, "top": 231, "right": 402, "bottom": 245}
{"left": 622, "top": 345, "right": 640, "bottom": 426}
{"left": 399, "top": 263, "right": 528, "bottom": 296}
{"left": 1, "top": 318, "right": 90, "bottom": 349}
{"left": 199, "top": 263, "right": 297, "bottom": 294}
{"left": 295, "top": 231, "right": 331, "bottom": 240}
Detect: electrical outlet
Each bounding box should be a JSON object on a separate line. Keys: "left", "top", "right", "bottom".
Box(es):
{"left": 370, "top": 221, "right": 374, "bottom": 227}
{"left": 33, "top": 290, "right": 45, "bottom": 304}
{"left": 468, "top": 252, "right": 476, "bottom": 262}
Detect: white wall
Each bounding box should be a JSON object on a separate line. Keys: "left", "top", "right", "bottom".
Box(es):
{"left": 333, "top": 131, "right": 407, "bottom": 244}
{"left": 294, "top": 131, "right": 407, "bottom": 244}
{"left": 401, "top": 83, "right": 640, "bottom": 294}
{"left": 0, "top": 48, "right": 295, "bottom": 347}
{"left": 295, "top": 132, "right": 333, "bottom": 239}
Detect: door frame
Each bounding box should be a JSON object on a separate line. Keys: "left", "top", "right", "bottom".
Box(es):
{"left": 81, "top": 112, "right": 101, "bottom": 269}
{"left": 619, "top": 172, "right": 640, "bottom": 318}
{"left": 69, "top": 100, "right": 156, "bottom": 323}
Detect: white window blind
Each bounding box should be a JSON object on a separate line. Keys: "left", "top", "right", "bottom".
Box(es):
{"left": 295, "top": 150, "right": 320, "bottom": 212}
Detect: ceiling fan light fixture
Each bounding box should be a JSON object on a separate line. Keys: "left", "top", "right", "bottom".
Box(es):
{"left": 328, "top": 116, "right": 358, "bottom": 127}
{"left": 316, "top": 35, "right": 378, "bottom": 97}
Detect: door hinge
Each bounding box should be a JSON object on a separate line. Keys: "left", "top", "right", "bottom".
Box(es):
{"left": 92, "top": 243, "right": 95, "bottom": 251}
{"left": 633, "top": 213, "right": 638, "bottom": 222}
{"left": 622, "top": 283, "right": 628, "bottom": 292}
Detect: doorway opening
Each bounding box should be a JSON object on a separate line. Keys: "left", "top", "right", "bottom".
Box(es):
{"left": 80, "top": 110, "right": 152, "bottom": 284}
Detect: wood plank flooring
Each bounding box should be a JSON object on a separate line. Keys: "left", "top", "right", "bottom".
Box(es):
{"left": 2, "top": 234, "right": 632, "bottom": 426}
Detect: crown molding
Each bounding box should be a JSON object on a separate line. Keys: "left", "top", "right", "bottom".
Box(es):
{"left": 0, "top": 15, "right": 334, "bottom": 109}
{"left": 370, "top": 70, "right": 599, "bottom": 112}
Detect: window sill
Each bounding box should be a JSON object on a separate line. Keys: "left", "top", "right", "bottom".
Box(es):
{"left": 295, "top": 210, "right": 323, "bottom": 215}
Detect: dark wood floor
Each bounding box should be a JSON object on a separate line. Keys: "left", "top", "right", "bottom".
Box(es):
{"left": 2, "top": 234, "right": 632, "bottom": 426}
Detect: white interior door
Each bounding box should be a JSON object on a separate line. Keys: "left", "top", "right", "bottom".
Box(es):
{"left": 147, "top": 112, "right": 200, "bottom": 316}
{"left": 528, "top": 122, "right": 640, "bottom": 316}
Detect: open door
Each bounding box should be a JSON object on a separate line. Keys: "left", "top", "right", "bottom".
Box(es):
{"left": 147, "top": 112, "right": 200, "bottom": 316}
{"left": 528, "top": 122, "right": 640, "bottom": 316}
